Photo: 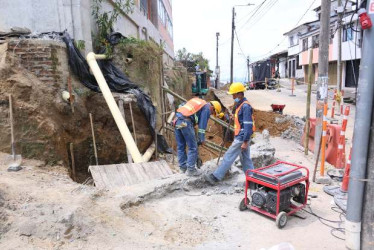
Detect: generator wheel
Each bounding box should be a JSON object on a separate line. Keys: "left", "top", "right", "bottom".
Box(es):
{"left": 276, "top": 211, "right": 288, "bottom": 229}
{"left": 239, "top": 198, "right": 250, "bottom": 211}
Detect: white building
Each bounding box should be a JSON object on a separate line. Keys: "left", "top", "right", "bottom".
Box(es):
{"left": 283, "top": 0, "right": 359, "bottom": 88}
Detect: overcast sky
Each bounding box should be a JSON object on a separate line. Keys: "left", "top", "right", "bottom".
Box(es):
{"left": 172, "top": 0, "right": 321, "bottom": 83}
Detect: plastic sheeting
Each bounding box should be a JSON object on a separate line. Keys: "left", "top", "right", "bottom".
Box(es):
{"left": 253, "top": 60, "right": 271, "bottom": 82}
{"left": 61, "top": 32, "right": 170, "bottom": 153}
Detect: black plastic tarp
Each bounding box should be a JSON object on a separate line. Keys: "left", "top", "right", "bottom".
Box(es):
{"left": 252, "top": 60, "right": 271, "bottom": 82}
{"left": 62, "top": 32, "right": 170, "bottom": 153}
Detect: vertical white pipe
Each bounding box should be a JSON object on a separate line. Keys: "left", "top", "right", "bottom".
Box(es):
{"left": 86, "top": 52, "right": 144, "bottom": 163}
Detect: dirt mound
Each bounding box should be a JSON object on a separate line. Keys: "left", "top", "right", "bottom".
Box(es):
{"left": 254, "top": 110, "right": 296, "bottom": 136}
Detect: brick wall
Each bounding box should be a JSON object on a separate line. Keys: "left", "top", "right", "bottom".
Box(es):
{"left": 7, "top": 39, "right": 66, "bottom": 85}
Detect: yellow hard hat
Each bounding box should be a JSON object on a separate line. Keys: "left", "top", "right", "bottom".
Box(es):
{"left": 227, "top": 82, "right": 246, "bottom": 95}
{"left": 210, "top": 101, "right": 222, "bottom": 116}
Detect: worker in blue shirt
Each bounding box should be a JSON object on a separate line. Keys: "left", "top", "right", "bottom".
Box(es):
{"left": 175, "top": 98, "right": 223, "bottom": 176}
{"left": 204, "top": 82, "right": 255, "bottom": 184}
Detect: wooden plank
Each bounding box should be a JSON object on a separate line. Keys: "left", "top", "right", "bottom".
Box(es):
{"left": 89, "top": 161, "right": 175, "bottom": 189}
{"left": 157, "top": 161, "right": 171, "bottom": 176}
{"left": 89, "top": 166, "right": 106, "bottom": 189}
{"left": 160, "top": 160, "right": 173, "bottom": 175}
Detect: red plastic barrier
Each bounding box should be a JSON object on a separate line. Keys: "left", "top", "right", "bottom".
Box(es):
{"left": 301, "top": 119, "right": 343, "bottom": 168}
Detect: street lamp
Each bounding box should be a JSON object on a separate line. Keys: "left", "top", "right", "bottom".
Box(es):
{"left": 230, "top": 3, "right": 254, "bottom": 84}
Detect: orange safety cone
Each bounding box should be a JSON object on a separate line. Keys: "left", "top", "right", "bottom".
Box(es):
{"left": 331, "top": 100, "right": 336, "bottom": 118}
{"left": 341, "top": 147, "right": 352, "bottom": 192}
{"left": 336, "top": 106, "right": 350, "bottom": 168}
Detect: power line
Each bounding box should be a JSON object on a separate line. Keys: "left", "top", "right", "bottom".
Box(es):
{"left": 239, "top": 0, "right": 269, "bottom": 29}
{"left": 235, "top": 29, "right": 247, "bottom": 59}
{"left": 251, "top": 0, "right": 317, "bottom": 61}
{"left": 237, "top": 0, "right": 279, "bottom": 32}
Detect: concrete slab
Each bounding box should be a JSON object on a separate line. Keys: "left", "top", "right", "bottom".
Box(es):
{"left": 315, "top": 175, "right": 332, "bottom": 184}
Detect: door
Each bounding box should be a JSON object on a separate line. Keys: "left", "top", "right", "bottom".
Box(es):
{"left": 345, "top": 60, "right": 360, "bottom": 88}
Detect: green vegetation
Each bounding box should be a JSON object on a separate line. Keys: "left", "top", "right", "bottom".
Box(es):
{"left": 176, "top": 48, "right": 211, "bottom": 74}
{"left": 92, "top": 0, "right": 134, "bottom": 57}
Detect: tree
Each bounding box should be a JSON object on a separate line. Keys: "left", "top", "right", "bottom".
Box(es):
{"left": 176, "top": 48, "right": 211, "bottom": 75}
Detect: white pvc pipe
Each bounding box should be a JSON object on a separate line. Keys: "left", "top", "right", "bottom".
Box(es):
{"left": 142, "top": 143, "right": 156, "bottom": 162}
{"left": 167, "top": 112, "right": 175, "bottom": 124}
{"left": 86, "top": 52, "right": 144, "bottom": 163}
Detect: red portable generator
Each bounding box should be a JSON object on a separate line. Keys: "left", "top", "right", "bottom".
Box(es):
{"left": 239, "top": 161, "right": 309, "bottom": 228}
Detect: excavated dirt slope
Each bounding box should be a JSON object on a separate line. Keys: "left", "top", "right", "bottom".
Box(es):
{"left": 0, "top": 41, "right": 153, "bottom": 182}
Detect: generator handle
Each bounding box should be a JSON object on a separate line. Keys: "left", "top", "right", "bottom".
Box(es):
{"left": 246, "top": 161, "right": 310, "bottom": 183}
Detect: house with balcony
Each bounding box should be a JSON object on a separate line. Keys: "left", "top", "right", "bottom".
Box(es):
{"left": 283, "top": 0, "right": 359, "bottom": 88}
{"left": 298, "top": 6, "right": 360, "bottom": 88}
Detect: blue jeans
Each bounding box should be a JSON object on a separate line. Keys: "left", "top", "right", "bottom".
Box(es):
{"left": 213, "top": 138, "right": 254, "bottom": 180}
{"left": 175, "top": 118, "right": 198, "bottom": 170}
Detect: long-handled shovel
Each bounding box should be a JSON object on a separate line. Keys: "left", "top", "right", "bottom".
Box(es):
{"left": 7, "top": 94, "right": 22, "bottom": 171}
{"left": 217, "top": 115, "right": 232, "bottom": 165}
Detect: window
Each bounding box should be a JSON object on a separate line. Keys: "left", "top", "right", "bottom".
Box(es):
{"left": 343, "top": 25, "right": 353, "bottom": 42}
{"left": 140, "top": 0, "right": 147, "bottom": 16}
{"left": 289, "top": 36, "right": 294, "bottom": 47}
{"left": 167, "top": 15, "right": 173, "bottom": 38}
{"left": 302, "top": 38, "right": 308, "bottom": 51}
{"left": 312, "top": 35, "right": 319, "bottom": 48}
{"left": 158, "top": 0, "right": 166, "bottom": 25}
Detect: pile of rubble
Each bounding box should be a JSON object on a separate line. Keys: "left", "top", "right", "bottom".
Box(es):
{"left": 278, "top": 115, "right": 305, "bottom": 142}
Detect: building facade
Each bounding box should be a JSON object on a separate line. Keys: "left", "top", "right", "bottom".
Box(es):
{"left": 0, "top": 0, "right": 174, "bottom": 64}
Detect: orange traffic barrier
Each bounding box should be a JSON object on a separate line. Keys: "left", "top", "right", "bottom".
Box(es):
{"left": 336, "top": 106, "right": 350, "bottom": 169}
{"left": 320, "top": 104, "right": 328, "bottom": 176}
{"left": 341, "top": 147, "right": 352, "bottom": 192}
{"left": 301, "top": 118, "right": 342, "bottom": 167}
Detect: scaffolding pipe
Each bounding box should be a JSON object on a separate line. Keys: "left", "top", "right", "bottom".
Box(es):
{"left": 86, "top": 52, "right": 144, "bottom": 163}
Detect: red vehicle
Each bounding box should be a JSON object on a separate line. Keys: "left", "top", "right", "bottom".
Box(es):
{"left": 239, "top": 161, "right": 310, "bottom": 229}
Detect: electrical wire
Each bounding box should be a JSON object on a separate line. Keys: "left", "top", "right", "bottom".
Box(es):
{"left": 219, "top": 1, "right": 269, "bottom": 46}
{"left": 302, "top": 205, "right": 346, "bottom": 241}
{"left": 238, "top": 0, "right": 269, "bottom": 30}
{"left": 250, "top": 0, "right": 317, "bottom": 61}
{"left": 237, "top": 0, "right": 278, "bottom": 32}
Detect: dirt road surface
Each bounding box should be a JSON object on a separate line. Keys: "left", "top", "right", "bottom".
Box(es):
{"left": 0, "top": 135, "right": 345, "bottom": 249}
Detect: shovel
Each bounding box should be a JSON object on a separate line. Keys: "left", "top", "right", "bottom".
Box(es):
{"left": 6, "top": 94, "right": 22, "bottom": 171}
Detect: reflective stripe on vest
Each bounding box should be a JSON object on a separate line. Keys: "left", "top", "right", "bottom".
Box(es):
{"left": 234, "top": 101, "right": 255, "bottom": 136}
{"left": 177, "top": 98, "right": 207, "bottom": 117}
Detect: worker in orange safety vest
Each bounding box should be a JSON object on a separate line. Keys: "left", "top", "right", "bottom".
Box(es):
{"left": 204, "top": 82, "right": 255, "bottom": 185}
{"left": 174, "top": 98, "right": 223, "bottom": 176}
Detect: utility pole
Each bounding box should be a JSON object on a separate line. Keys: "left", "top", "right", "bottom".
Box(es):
{"left": 314, "top": 0, "right": 331, "bottom": 158}
{"left": 230, "top": 3, "right": 253, "bottom": 84}
{"left": 346, "top": 2, "right": 374, "bottom": 249}
{"left": 305, "top": 48, "right": 313, "bottom": 155}
{"left": 230, "top": 7, "right": 235, "bottom": 84}
{"left": 247, "top": 56, "right": 250, "bottom": 83}
{"left": 336, "top": 0, "right": 343, "bottom": 114}
{"left": 215, "top": 32, "right": 220, "bottom": 88}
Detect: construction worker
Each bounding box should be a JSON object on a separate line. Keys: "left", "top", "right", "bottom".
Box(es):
{"left": 175, "top": 98, "right": 223, "bottom": 176}
{"left": 204, "top": 82, "right": 254, "bottom": 184}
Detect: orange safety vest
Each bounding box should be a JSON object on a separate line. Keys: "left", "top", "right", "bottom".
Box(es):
{"left": 234, "top": 101, "right": 256, "bottom": 136}
{"left": 177, "top": 98, "right": 207, "bottom": 117}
